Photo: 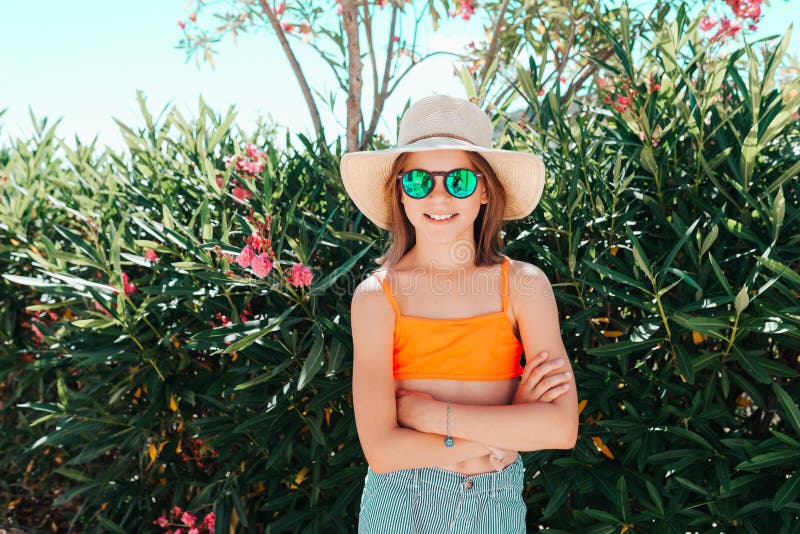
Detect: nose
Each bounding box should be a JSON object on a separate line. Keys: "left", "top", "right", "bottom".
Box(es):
{"left": 428, "top": 174, "right": 450, "bottom": 198}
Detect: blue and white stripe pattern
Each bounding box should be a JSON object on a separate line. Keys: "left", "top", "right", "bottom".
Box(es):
{"left": 358, "top": 453, "right": 526, "bottom": 533}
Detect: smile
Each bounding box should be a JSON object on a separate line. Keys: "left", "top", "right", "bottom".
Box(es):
{"left": 425, "top": 213, "right": 457, "bottom": 221}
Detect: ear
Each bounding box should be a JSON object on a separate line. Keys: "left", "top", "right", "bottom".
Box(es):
{"left": 480, "top": 186, "right": 489, "bottom": 204}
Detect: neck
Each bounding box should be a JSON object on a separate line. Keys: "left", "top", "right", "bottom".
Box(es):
{"left": 406, "top": 239, "right": 478, "bottom": 272}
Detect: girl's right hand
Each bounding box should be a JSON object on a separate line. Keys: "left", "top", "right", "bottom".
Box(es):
{"left": 511, "top": 351, "right": 571, "bottom": 405}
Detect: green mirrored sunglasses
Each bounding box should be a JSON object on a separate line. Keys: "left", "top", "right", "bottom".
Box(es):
{"left": 397, "top": 168, "right": 482, "bottom": 199}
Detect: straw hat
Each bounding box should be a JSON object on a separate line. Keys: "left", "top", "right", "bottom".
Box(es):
{"left": 339, "top": 95, "right": 546, "bottom": 230}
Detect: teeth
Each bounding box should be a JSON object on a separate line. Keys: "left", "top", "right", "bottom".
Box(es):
{"left": 426, "top": 213, "right": 455, "bottom": 220}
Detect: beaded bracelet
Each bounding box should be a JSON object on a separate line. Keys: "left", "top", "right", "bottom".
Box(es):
{"left": 444, "top": 401, "right": 454, "bottom": 447}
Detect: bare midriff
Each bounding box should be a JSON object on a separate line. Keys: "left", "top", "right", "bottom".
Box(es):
{"left": 394, "top": 375, "right": 520, "bottom": 475}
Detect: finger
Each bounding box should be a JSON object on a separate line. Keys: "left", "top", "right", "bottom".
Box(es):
{"left": 528, "top": 358, "right": 565, "bottom": 385}
{"left": 541, "top": 384, "right": 570, "bottom": 402}
{"left": 520, "top": 351, "right": 549, "bottom": 383}
{"left": 528, "top": 371, "right": 571, "bottom": 396}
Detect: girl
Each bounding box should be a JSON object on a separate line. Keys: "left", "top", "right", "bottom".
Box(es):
{"left": 341, "top": 95, "right": 579, "bottom": 533}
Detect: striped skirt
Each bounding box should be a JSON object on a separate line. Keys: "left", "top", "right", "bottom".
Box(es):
{"left": 358, "top": 453, "right": 526, "bottom": 533}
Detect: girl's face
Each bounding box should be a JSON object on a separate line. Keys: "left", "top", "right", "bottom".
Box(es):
{"left": 399, "top": 150, "right": 489, "bottom": 243}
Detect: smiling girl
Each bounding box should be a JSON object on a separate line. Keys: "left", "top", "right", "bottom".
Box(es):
{"left": 340, "top": 95, "right": 579, "bottom": 533}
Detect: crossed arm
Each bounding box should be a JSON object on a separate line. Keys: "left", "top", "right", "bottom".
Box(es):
{"left": 397, "top": 262, "right": 578, "bottom": 450}
{"left": 352, "top": 262, "right": 579, "bottom": 473}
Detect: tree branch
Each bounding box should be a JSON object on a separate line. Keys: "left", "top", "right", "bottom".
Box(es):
{"left": 341, "top": 0, "right": 363, "bottom": 152}
{"left": 257, "top": 0, "right": 323, "bottom": 147}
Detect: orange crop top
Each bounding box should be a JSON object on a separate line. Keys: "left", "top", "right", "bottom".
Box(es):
{"left": 371, "top": 255, "right": 525, "bottom": 381}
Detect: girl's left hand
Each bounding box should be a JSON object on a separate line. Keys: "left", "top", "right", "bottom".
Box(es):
{"left": 395, "top": 389, "right": 437, "bottom": 431}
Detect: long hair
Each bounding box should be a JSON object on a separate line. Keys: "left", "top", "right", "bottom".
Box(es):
{"left": 373, "top": 151, "right": 508, "bottom": 268}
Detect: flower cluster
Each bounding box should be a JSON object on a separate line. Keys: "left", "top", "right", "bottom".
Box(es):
{"left": 20, "top": 301, "right": 59, "bottom": 347}
{"left": 237, "top": 229, "right": 275, "bottom": 279}
{"left": 223, "top": 143, "right": 266, "bottom": 178}
{"left": 218, "top": 143, "right": 268, "bottom": 203}
{"left": 601, "top": 75, "right": 636, "bottom": 112}
{"left": 700, "top": 0, "right": 761, "bottom": 43}
{"left": 449, "top": 0, "right": 475, "bottom": 20}
{"left": 287, "top": 263, "right": 314, "bottom": 287}
{"left": 179, "top": 436, "right": 218, "bottom": 468}
{"left": 209, "top": 311, "right": 233, "bottom": 328}
{"left": 154, "top": 506, "right": 215, "bottom": 534}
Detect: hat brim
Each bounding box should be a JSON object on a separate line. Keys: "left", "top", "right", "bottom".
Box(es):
{"left": 340, "top": 136, "right": 545, "bottom": 230}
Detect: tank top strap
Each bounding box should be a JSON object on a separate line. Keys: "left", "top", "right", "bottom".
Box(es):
{"left": 501, "top": 255, "right": 510, "bottom": 312}
{"left": 371, "top": 269, "right": 401, "bottom": 316}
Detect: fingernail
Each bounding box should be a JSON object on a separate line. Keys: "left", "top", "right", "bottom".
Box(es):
{"left": 540, "top": 351, "right": 549, "bottom": 358}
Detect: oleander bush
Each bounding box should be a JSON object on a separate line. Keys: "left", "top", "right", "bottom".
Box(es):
{"left": 0, "top": 97, "right": 388, "bottom": 532}
{"left": 481, "top": 3, "right": 800, "bottom": 532}
{"left": 1, "top": 1, "right": 799, "bottom": 533}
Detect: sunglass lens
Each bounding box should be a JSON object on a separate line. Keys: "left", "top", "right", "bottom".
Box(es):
{"left": 446, "top": 169, "right": 478, "bottom": 198}
{"left": 401, "top": 170, "right": 432, "bottom": 198}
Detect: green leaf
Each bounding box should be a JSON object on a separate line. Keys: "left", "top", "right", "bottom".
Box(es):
{"left": 626, "top": 226, "right": 652, "bottom": 281}
{"left": 640, "top": 146, "right": 658, "bottom": 175}
{"left": 673, "top": 476, "right": 709, "bottom": 496}
{"left": 734, "top": 286, "right": 750, "bottom": 314}
{"left": 737, "top": 451, "right": 800, "bottom": 470}
{"left": 755, "top": 256, "right": 800, "bottom": 287}
{"left": 774, "top": 471, "right": 800, "bottom": 511}
{"left": 672, "top": 341, "right": 695, "bottom": 384}
{"left": 72, "top": 318, "right": 117, "bottom": 329}
{"left": 731, "top": 346, "right": 771, "bottom": 384}
{"left": 586, "top": 339, "right": 660, "bottom": 358}
{"left": 308, "top": 242, "right": 374, "bottom": 296}
{"left": 55, "top": 467, "right": 93, "bottom": 483}
{"left": 645, "top": 479, "right": 664, "bottom": 516}
{"left": 297, "top": 329, "right": 326, "bottom": 391}
{"left": 541, "top": 481, "right": 570, "bottom": 518}
{"left": 222, "top": 305, "right": 296, "bottom": 354}
{"left": 772, "top": 382, "right": 800, "bottom": 436}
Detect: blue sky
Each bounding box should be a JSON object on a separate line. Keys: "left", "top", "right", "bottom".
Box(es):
{"left": 1, "top": 1, "right": 797, "bottom": 152}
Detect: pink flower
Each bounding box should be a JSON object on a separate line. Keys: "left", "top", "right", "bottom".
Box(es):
{"left": 180, "top": 511, "right": 196, "bottom": 527}
{"left": 458, "top": 0, "right": 475, "bottom": 20}
{"left": 171, "top": 505, "right": 183, "bottom": 517}
{"left": 145, "top": 248, "right": 158, "bottom": 261}
{"left": 287, "top": 263, "right": 313, "bottom": 287}
{"left": 94, "top": 300, "right": 113, "bottom": 318}
{"left": 237, "top": 159, "right": 264, "bottom": 175}
{"left": 178, "top": 20, "right": 186, "bottom": 29}
{"left": 245, "top": 143, "right": 265, "bottom": 160}
{"left": 281, "top": 21, "right": 295, "bottom": 32}
{"left": 710, "top": 17, "right": 742, "bottom": 42}
{"left": 114, "top": 272, "right": 137, "bottom": 295}
{"left": 188, "top": 529, "right": 200, "bottom": 534}
{"left": 700, "top": 16, "right": 718, "bottom": 31}
{"left": 237, "top": 244, "right": 256, "bottom": 268}
{"left": 275, "top": 1, "right": 285, "bottom": 15}
{"left": 251, "top": 253, "right": 273, "bottom": 278}
{"left": 216, "top": 176, "right": 223, "bottom": 188}
{"left": 156, "top": 515, "right": 169, "bottom": 527}
{"left": 203, "top": 512, "right": 216, "bottom": 530}
{"left": 247, "top": 231, "right": 264, "bottom": 252}
{"left": 232, "top": 186, "right": 252, "bottom": 202}
{"left": 724, "top": 0, "right": 761, "bottom": 22}
{"left": 173, "top": 530, "right": 183, "bottom": 534}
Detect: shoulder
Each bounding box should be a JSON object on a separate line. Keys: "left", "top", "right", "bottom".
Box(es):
{"left": 507, "top": 258, "right": 554, "bottom": 305}
{"left": 351, "top": 271, "right": 394, "bottom": 319}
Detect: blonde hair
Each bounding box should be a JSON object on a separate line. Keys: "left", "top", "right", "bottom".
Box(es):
{"left": 373, "top": 151, "right": 508, "bottom": 268}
